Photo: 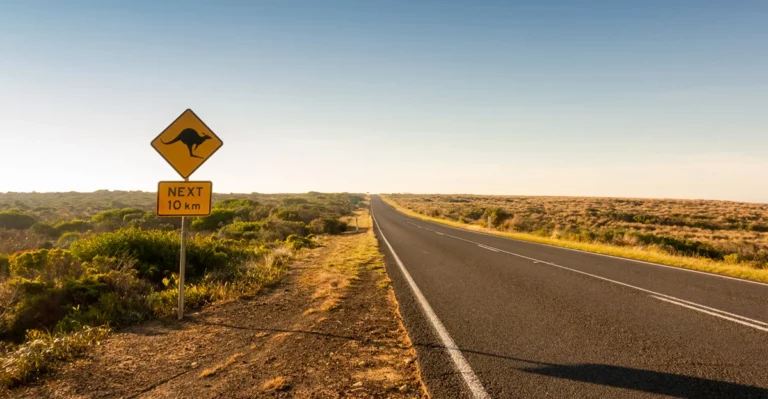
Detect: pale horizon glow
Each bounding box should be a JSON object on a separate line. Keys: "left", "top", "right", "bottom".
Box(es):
{"left": 1, "top": 1, "right": 767, "bottom": 203}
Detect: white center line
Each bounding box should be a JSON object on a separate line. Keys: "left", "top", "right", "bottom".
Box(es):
{"left": 650, "top": 296, "right": 768, "bottom": 332}
{"left": 415, "top": 222, "right": 768, "bottom": 332}
{"left": 478, "top": 244, "right": 500, "bottom": 252}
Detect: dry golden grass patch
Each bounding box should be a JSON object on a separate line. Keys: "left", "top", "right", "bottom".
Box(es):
{"left": 341, "top": 207, "right": 374, "bottom": 230}
{"left": 302, "top": 213, "right": 383, "bottom": 314}
{"left": 262, "top": 375, "right": 290, "bottom": 392}
{"left": 382, "top": 195, "right": 768, "bottom": 283}
{"left": 199, "top": 353, "right": 244, "bottom": 378}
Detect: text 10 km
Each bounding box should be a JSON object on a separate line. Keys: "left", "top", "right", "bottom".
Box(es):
{"left": 166, "top": 200, "right": 202, "bottom": 211}
{"left": 156, "top": 181, "right": 213, "bottom": 217}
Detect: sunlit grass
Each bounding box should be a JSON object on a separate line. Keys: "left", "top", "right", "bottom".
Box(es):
{"left": 0, "top": 326, "right": 110, "bottom": 388}
{"left": 381, "top": 195, "right": 768, "bottom": 283}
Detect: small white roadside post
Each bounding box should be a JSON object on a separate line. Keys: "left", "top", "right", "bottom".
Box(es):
{"left": 355, "top": 217, "right": 359, "bottom": 232}
{"left": 488, "top": 216, "right": 492, "bottom": 231}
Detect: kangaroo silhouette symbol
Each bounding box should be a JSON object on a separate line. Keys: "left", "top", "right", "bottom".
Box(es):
{"left": 162, "top": 128, "right": 212, "bottom": 159}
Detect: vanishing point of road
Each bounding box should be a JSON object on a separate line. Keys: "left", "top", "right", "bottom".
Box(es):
{"left": 371, "top": 195, "right": 768, "bottom": 399}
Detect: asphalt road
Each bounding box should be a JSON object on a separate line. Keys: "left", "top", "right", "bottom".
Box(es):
{"left": 370, "top": 195, "right": 768, "bottom": 399}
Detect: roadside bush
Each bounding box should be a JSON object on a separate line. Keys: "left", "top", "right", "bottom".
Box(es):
{"left": 0, "top": 210, "right": 36, "bottom": 230}
{"left": 461, "top": 207, "right": 485, "bottom": 221}
{"left": 0, "top": 326, "right": 110, "bottom": 388}
{"left": 483, "top": 207, "right": 511, "bottom": 226}
{"left": 260, "top": 219, "right": 307, "bottom": 241}
{"left": 724, "top": 253, "right": 741, "bottom": 265}
{"left": 70, "top": 229, "right": 251, "bottom": 284}
{"left": 30, "top": 223, "right": 59, "bottom": 238}
{"left": 213, "top": 199, "right": 258, "bottom": 221}
{"left": 0, "top": 254, "right": 9, "bottom": 277}
{"left": 309, "top": 217, "right": 346, "bottom": 235}
{"left": 57, "top": 232, "right": 82, "bottom": 248}
{"left": 55, "top": 219, "right": 91, "bottom": 234}
{"left": 1, "top": 273, "right": 108, "bottom": 340}
{"left": 134, "top": 213, "right": 180, "bottom": 231}
{"left": 285, "top": 234, "right": 313, "bottom": 250}
{"left": 9, "top": 250, "right": 49, "bottom": 278}
{"left": 191, "top": 209, "right": 236, "bottom": 231}
{"left": 92, "top": 208, "right": 145, "bottom": 231}
{"left": 8, "top": 249, "right": 83, "bottom": 281}
{"left": 276, "top": 209, "right": 301, "bottom": 222}
{"left": 282, "top": 197, "right": 308, "bottom": 206}
{"left": 219, "top": 221, "right": 262, "bottom": 240}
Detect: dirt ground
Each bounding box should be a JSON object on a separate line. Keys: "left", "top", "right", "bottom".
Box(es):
{"left": 9, "top": 230, "right": 427, "bottom": 398}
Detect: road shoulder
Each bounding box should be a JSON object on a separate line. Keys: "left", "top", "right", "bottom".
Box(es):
{"left": 10, "top": 224, "right": 427, "bottom": 398}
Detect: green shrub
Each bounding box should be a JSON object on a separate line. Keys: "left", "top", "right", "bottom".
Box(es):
{"left": 260, "top": 219, "right": 307, "bottom": 241}
{"left": 8, "top": 249, "right": 82, "bottom": 281}
{"left": 0, "top": 253, "right": 9, "bottom": 277}
{"left": 1, "top": 277, "right": 96, "bottom": 341}
{"left": 309, "top": 217, "right": 346, "bottom": 235}
{"left": 57, "top": 232, "right": 82, "bottom": 248}
{"left": 461, "top": 207, "right": 485, "bottom": 221}
{"left": 483, "top": 207, "right": 511, "bottom": 226}
{"left": 190, "top": 209, "right": 236, "bottom": 231}
{"left": 92, "top": 208, "right": 145, "bottom": 224}
{"left": 215, "top": 199, "right": 258, "bottom": 209}
{"left": 55, "top": 219, "right": 91, "bottom": 234}
{"left": 136, "top": 213, "right": 180, "bottom": 230}
{"left": 92, "top": 208, "right": 145, "bottom": 230}
{"left": 0, "top": 326, "right": 110, "bottom": 388}
{"left": 9, "top": 250, "right": 50, "bottom": 277}
{"left": 282, "top": 197, "right": 308, "bottom": 205}
{"left": 30, "top": 223, "right": 59, "bottom": 238}
{"left": 0, "top": 210, "right": 35, "bottom": 230}
{"left": 724, "top": 253, "right": 741, "bottom": 265}
{"left": 276, "top": 209, "right": 301, "bottom": 222}
{"left": 285, "top": 234, "right": 312, "bottom": 250}
{"left": 70, "top": 229, "right": 251, "bottom": 284}
{"left": 219, "top": 221, "right": 262, "bottom": 240}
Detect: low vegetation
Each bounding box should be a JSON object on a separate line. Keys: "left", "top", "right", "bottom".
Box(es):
{"left": 0, "top": 191, "right": 365, "bottom": 388}
{"left": 383, "top": 194, "right": 768, "bottom": 282}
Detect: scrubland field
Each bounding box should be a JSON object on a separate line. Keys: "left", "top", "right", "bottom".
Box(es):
{"left": 385, "top": 194, "right": 768, "bottom": 279}
{"left": 0, "top": 191, "right": 364, "bottom": 387}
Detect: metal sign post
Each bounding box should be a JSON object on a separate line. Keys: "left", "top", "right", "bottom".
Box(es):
{"left": 178, "top": 215, "right": 187, "bottom": 319}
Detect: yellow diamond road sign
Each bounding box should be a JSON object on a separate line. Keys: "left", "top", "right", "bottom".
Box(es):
{"left": 151, "top": 109, "right": 223, "bottom": 179}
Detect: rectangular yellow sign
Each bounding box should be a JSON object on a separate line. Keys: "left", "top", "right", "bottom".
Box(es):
{"left": 156, "top": 181, "right": 213, "bottom": 217}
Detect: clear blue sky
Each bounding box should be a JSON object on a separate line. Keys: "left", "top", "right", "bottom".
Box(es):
{"left": 2, "top": 1, "right": 767, "bottom": 201}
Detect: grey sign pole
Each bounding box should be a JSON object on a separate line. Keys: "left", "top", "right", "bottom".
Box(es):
{"left": 178, "top": 177, "right": 189, "bottom": 320}
{"left": 178, "top": 216, "right": 187, "bottom": 319}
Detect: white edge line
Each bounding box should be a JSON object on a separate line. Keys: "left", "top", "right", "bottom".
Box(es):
{"left": 392, "top": 203, "right": 768, "bottom": 288}
{"left": 372, "top": 212, "right": 491, "bottom": 399}
{"left": 422, "top": 227, "right": 768, "bottom": 331}
{"left": 650, "top": 295, "right": 768, "bottom": 332}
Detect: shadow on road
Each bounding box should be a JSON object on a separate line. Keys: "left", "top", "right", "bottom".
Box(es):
{"left": 520, "top": 362, "right": 768, "bottom": 398}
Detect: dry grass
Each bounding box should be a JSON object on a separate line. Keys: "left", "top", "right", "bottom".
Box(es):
{"left": 262, "top": 375, "right": 290, "bottom": 392}
{"left": 199, "top": 353, "right": 244, "bottom": 378}
{"left": 341, "top": 208, "right": 373, "bottom": 230}
{"left": 382, "top": 194, "right": 768, "bottom": 283}
{"left": 0, "top": 326, "right": 110, "bottom": 387}
{"left": 302, "top": 210, "right": 383, "bottom": 315}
